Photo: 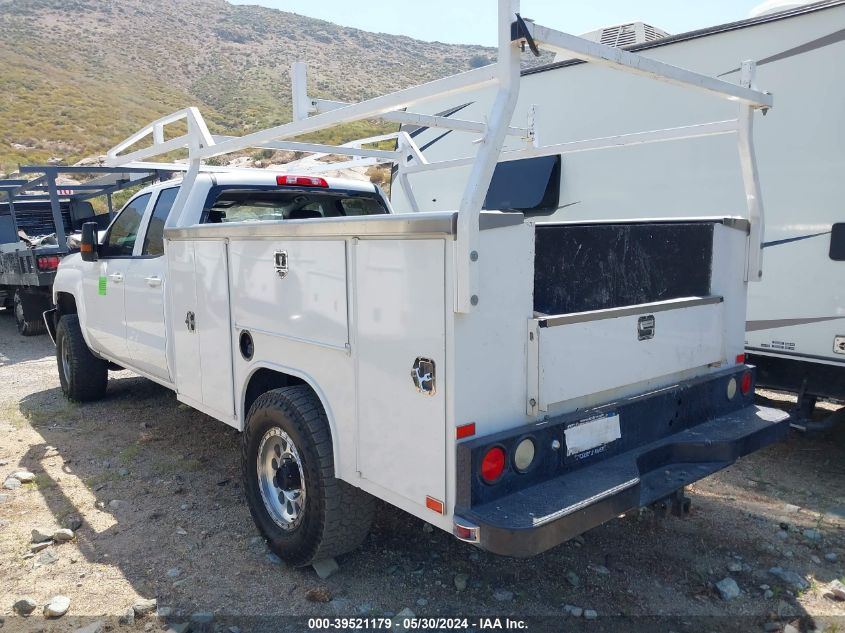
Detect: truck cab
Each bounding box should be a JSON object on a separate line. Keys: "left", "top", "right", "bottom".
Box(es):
{"left": 51, "top": 171, "right": 391, "bottom": 388}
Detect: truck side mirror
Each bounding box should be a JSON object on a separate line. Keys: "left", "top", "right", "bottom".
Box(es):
{"left": 80, "top": 222, "right": 99, "bottom": 262}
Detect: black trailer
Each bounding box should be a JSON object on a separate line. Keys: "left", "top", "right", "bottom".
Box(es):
{"left": 0, "top": 165, "right": 168, "bottom": 335}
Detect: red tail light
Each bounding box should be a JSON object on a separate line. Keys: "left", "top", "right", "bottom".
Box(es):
{"left": 276, "top": 175, "right": 328, "bottom": 188}
{"left": 480, "top": 446, "right": 506, "bottom": 484}
{"left": 735, "top": 354, "right": 746, "bottom": 364}
{"left": 36, "top": 255, "right": 60, "bottom": 271}
{"left": 740, "top": 371, "right": 753, "bottom": 395}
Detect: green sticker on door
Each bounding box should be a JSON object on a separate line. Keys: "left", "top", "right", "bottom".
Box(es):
{"left": 98, "top": 275, "right": 107, "bottom": 296}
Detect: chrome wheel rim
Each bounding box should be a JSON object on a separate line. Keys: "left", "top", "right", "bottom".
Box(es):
{"left": 257, "top": 427, "right": 306, "bottom": 530}
{"left": 14, "top": 297, "right": 24, "bottom": 325}
{"left": 61, "top": 336, "right": 71, "bottom": 381}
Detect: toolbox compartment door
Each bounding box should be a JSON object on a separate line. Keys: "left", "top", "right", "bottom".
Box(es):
{"left": 355, "top": 239, "right": 446, "bottom": 507}
{"left": 529, "top": 296, "right": 725, "bottom": 411}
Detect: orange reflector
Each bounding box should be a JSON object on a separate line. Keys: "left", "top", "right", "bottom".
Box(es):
{"left": 735, "top": 354, "right": 746, "bottom": 364}
{"left": 454, "top": 524, "right": 474, "bottom": 540}
{"left": 425, "top": 496, "right": 444, "bottom": 514}
{"left": 456, "top": 422, "right": 476, "bottom": 439}
{"left": 80, "top": 243, "right": 93, "bottom": 253}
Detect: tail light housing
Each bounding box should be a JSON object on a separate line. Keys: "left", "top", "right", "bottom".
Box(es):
{"left": 36, "top": 255, "right": 60, "bottom": 271}
{"left": 740, "top": 370, "right": 753, "bottom": 396}
{"left": 480, "top": 446, "right": 506, "bottom": 484}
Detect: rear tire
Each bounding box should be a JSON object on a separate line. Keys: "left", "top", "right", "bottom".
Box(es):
{"left": 56, "top": 314, "right": 108, "bottom": 402}
{"left": 242, "top": 385, "right": 375, "bottom": 566}
{"left": 14, "top": 290, "right": 46, "bottom": 336}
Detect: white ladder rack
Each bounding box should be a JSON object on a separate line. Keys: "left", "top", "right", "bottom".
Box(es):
{"left": 104, "top": 0, "right": 772, "bottom": 313}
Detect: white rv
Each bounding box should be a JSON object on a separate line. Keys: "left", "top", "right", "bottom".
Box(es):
{"left": 391, "top": 0, "right": 845, "bottom": 412}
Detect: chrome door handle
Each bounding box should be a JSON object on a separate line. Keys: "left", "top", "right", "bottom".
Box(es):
{"left": 108, "top": 273, "right": 124, "bottom": 283}
{"left": 144, "top": 276, "right": 162, "bottom": 287}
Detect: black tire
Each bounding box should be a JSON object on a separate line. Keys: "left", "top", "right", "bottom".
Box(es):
{"left": 14, "top": 290, "right": 46, "bottom": 336}
{"left": 242, "top": 385, "right": 375, "bottom": 566}
{"left": 56, "top": 314, "right": 108, "bottom": 402}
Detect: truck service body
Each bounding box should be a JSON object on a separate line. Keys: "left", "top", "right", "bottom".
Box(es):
{"left": 48, "top": 1, "right": 789, "bottom": 563}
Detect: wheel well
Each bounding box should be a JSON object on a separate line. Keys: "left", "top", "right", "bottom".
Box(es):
{"left": 243, "top": 368, "right": 306, "bottom": 419}
{"left": 56, "top": 292, "right": 77, "bottom": 316}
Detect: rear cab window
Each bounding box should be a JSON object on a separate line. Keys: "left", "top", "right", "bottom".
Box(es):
{"left": 201, "top": 186, "right": 388, "bottom": 224}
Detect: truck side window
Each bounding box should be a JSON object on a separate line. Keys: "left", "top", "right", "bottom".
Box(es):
{"left": 100, "top": 193, "right": 151, "bottom": 258}
{"left": 142, "top": 187, "right": 180, "bottom": 257}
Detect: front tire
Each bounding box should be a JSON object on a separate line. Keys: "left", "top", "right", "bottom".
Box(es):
{"left": 56, "top": 314, "right": 108, "bottom": 402}
{"left": 14, "top": 290, "right": 46, "bottom": 336}
{"left": 242, "top": 386, "right": 375, "bottom": 566}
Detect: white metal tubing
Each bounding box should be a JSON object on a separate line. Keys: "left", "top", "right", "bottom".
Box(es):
{"left": 198, "top": 65, "right": 500, "bottom": 160}
{"left": 525, "top": 22, "right": 773, "bottom": 109}
{"left": 312, "top": 97, "right": 528, "bottom": 137}
{"left": 209, "top": 135, "right": 400, "bottom": 161}
{"left": 291, "top": 62, "right": 313, "bottom": 122}
{"left": 454, "top": 0, "right": 522, "bottom": 313}
{"left": 402, "top": 119, "right": 740, "bottom": 175}
{"left": 107, "top": 107, "right": 214, "bottom": 167}
{"left": 737, "top": 61, "right": 766, "bottom": 282}
{"left": 167, "top": 159, "right": 201, "bottom": 228}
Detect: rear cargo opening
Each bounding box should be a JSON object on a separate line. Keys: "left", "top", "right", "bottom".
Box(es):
{"left": 534, "top": 221, "right": 714, "bottom": 315}
{"left": 528, "top": 220, "right": 727, "bottom": 412}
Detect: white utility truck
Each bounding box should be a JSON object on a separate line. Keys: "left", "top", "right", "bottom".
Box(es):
{"left": 48, "top": 1, "right": 789, "bottom": 564}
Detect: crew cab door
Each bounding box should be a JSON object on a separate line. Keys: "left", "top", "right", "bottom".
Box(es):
{"left": 81, "top": 193, "right": 152, "bottom": 362}
{"left": 124, "top": 187, "right": 179, "bottom": 382}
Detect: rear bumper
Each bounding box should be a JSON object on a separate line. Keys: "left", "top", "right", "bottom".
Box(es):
{"left": 458, "top": 403, "right": 788, "bottom": 558}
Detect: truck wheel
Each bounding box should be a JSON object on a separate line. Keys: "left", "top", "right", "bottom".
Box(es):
{"left": 242, "top": 385, "right": 375, "bottom": 566}
{"left": 14, "top": 290, "right": 46, "bottom": 336}
{"left": 56, "top": 314, "right": 108, "bottom": 402}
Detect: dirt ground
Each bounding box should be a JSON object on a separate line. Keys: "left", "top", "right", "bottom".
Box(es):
{"left": 2, "top": 312, "right": 845, "bottom": 633}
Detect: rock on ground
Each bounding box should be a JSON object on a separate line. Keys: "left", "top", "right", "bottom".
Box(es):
{"left": 11, "top": 470, "right": 35, "bottom": 482}
{"left": 31, "top": 526, "right": 54, "bottom": 543}
{"left": 53, "top": 528, "right": 75, "bottom": 542}
{"left": 454, "top": 573, "right": 468, "bottom": 591}
{"left": 716, "top": 577, "right": 741, "bottom": 601}
{"left": 63, "top": 515, "right": 84, "bottom": 531}
{"left": 828, "top": 579, "right": 845, "bottom": 601}
{"left": 768, "top": 567, "right": 810, "bottom": 591}
{"left": 584, "top": 609, "right": 598, "bottom": 620}
{"left": 2, "top": 477, "right": 21, "bottom": 489}
{"left": 133, "top": 597, "right": 158, "bottom": 617}
{"left": 13, "top": 597, "right": 37, "bottom": 615}
{"left": 44, "top": 595, "right": 71, "bottom": 617}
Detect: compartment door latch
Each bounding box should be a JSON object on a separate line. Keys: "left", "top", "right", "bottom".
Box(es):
{"left": 637, "top": 315, "right": 655, "bottom": 341}
{"left": 274, "top": 250, "right": 289, "bottom": 279}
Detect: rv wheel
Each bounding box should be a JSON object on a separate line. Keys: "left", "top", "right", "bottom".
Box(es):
{"left": 55, "top": 314, "right": 108, "bottom": 402}
{"left": 14, "top": 290, "right": 46, "bottom": 336}
{"left": 242, "top": 385, "right": 375, "bottom": 566}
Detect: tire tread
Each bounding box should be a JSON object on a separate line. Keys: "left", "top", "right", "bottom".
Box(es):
{"left": 242, "top": 385, "right": 375, "bottom": 565}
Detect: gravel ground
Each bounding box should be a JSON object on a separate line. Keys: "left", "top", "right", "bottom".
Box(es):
{"left": 2, "top": 312, "right": 845, "bottom": 633}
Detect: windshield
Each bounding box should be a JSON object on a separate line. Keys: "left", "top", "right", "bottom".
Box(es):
{"left": 203, "top": 189, "right": 388, "bottom": 223}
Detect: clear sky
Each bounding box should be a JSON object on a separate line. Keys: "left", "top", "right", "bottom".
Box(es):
{"left": 227, "top": 0, "right": 770, "bottom": 46}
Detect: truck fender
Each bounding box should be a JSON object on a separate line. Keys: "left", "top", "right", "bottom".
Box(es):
{"left": 239, "top": 362, "right": 341, "bottom": 470}
{"left": 52, "top": 267, "right": 96, "bottom": 352}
